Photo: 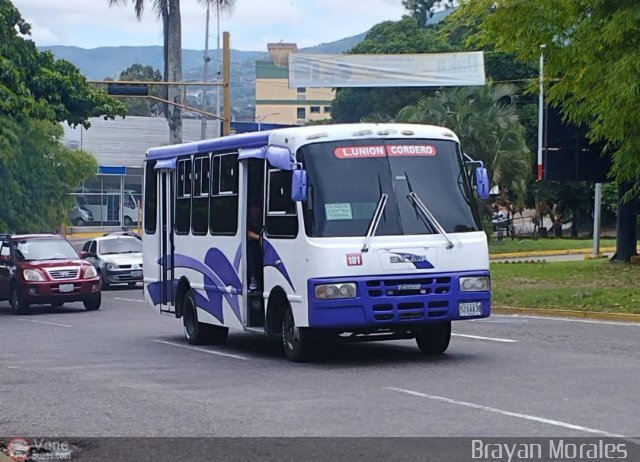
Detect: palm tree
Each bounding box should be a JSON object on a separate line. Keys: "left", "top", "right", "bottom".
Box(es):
{"left": 107, "top": 1, "right": 235, "bottom": 144}
{"left": 396, "top": 83, "right": 532, "bottom": 205}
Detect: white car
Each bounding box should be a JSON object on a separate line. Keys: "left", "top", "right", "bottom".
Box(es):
{"left": 81, "top": 235, "right": 143, "bottom": 289}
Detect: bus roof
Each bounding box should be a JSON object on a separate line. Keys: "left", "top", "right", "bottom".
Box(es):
{"left": 145, "top": 123, "right": 459, "bottom": 161}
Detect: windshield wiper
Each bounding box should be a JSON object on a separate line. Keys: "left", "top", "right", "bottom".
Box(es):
{"left": 407, "top": 192, "right": 454, "bottom": 249}
{"left": 361, "top": 193, "right": 388, "bottom": 253}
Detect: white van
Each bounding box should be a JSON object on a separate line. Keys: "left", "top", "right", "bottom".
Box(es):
{"left": 81, "top": 191, "right": 140, "bottom": 226}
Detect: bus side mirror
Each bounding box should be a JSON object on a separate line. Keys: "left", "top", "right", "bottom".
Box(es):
{"left": 475, "top": 167, "right": 490, "bottom": 199}
{"left": 291, "top": 169, "right": 308, "bottom": 202}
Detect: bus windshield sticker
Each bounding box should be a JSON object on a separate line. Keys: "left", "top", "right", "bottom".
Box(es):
{"left": 334, "top": 145, "right": 437, "bottom": 159}
{"left": 325, "top": 203, "right": 353, "bottom": 220}
{"left": 386, "top": 144, "right": 437, "bottom": 157}
{"left": 335, "top": 146, "right": 386, "bottom": 159}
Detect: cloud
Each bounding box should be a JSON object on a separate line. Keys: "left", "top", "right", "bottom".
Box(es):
{"left": 12, "top": 0, "right": 406, "bottom": 51}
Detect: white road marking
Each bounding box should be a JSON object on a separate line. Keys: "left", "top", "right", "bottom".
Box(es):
{"left": 452, "top": 333, "right": 517, "bottom": 343}
{"left": 495, "top": 314, "right": 640, "bottom": 327}
{"left": 19, "top": 319, "right": 73, "bottom": 328}
{"left": 114, "top": 297, "right": 146, "bottom": 303}
{"left": 152, "top": 339, "right": 249, "bottom": 361}
{"left": 385, "top": 387, "right": 628, "bottom": 439}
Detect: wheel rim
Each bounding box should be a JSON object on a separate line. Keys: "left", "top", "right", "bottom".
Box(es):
{"left": 283, "top": 309, "right": 299, "bottom": 351}
{"left": 183, "top": 296, "right": 196, "bottom": 338}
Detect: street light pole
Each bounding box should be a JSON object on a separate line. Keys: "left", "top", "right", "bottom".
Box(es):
{"left": 200, "top": 1, "right": 211, "bottom": 140}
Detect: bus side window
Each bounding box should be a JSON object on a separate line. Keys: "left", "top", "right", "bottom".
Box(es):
{"left": 191, "top": 154, "right": 210, "bottom": 236}
{"left": 144, "top": 160, "right": 157, "bottom": 234}
{"left": 210, "top": 153, "right": 239, "bottom": 235}
{"left": 266, "top": 169, "right": 298, "bottom": 238}
{"left": 175, "top": 157, "right": 192, "bottom": 234}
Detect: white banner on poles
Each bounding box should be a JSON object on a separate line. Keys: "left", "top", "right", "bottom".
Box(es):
{"left": 288, "top": 52, "right": 485, "bottom": 88}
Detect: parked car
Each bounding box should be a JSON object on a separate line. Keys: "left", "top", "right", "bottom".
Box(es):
{"left": 0, "top": 234, "right": 101, "bottom": 315}
{"left": 68, "top": 202, "right": 93, "bottom": 226}
{"left": 81, "top": 235, "right": 143, "bottom": 289}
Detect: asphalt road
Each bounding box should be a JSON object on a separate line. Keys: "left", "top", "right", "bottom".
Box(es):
{"left": 1, "top": 286, "right": 639, "bottom": 441}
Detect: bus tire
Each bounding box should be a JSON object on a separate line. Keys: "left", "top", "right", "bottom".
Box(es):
{"left": 282, "top": 305, "right": 316, "bottom": 362}
{"left": 415, "top": 321, "right": 451, "bottom": 355}
{"left": 182, "top": 289, "right": 228, "bottom": 345}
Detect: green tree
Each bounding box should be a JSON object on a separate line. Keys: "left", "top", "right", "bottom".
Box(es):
{"left": 117, "top": 64, "right": 164, "bottom": 116}
{"left": 396, "top": 83, "right": 532, "bottom": 205}
{"left": 331, "top": 17, "right": 449, "bottom": 123}
{"left": 0, "top": 121, "right": 98, "bottom": 232}
{"left": 0, "top": 0, "right": 124, "bottom": 232}
{"left": 402, "top": 0, "right": 454, "bottom": 27}
{"left": 458, "top": 0, "right": 639, "bottom": 260}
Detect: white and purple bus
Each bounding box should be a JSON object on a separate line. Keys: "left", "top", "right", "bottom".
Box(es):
{"left": 143, "top": 123, "right": 491, "bottom": 362}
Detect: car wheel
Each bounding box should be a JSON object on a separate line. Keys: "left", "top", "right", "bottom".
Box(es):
{"left": 182, "top": 289, "right": 228, "bottom": 345}
{"left": 282, "top": 305, "right": 316, "bottom": 362}
{"left": 10, "top": 288, "right": 29, "bottom": 315}
{"left": 83, "top": 293, "right": 101, "bottom": 311}
{"left": 75, "top": 217, "right": 85, "bottom": 226}
{"left": 415, "top": 322, "right": 451, "bottom": 355}
{"left": 128, "top": 282, "right": 137, "bottom": 288}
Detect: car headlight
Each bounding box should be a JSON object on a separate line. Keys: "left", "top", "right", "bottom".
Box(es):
{"left": 459, "top": 276, "right": 490, "bottom": 292}
{"left": 23, "top": 269, "right": 45, "bottom": 282}
{"left": 84, "top": 266, "right": 97, "bottom": 278}
{"left": 315, "top": 283, "right": 357, "bottom": 300}
{"left": 106, "top": 262, "right": 118, "bottom": 270}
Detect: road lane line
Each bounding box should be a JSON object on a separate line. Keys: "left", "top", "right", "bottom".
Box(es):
{"left": 19, "top": 319, "right": 73, "bottom": 328}
{"left": 496, "top": 314, "right": 640, "bottom": 327}
{"left": 114, "top": 297, "right": 146, "bottom": 303}
{"left": 385, "top": 387, "right": 628, "bottom": 439}
{"left": 152, "top": 339, "right": 249, "bottom": 361}
{"left": 452, "top": 333, "right": 517, "bottom": 343}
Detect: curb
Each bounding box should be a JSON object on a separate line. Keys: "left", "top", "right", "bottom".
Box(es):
{"left": 493, "top": 306, "right": 640, "bottom": 323}
{"left": 490, "top": 247, "right": 616, "bottom": 259}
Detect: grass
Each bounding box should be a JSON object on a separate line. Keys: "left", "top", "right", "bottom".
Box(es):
{"left": 489, "top": 237, "right": 619, "bottom": 254}
{"left": 491, "top": 259, "right": 640, "bottom": 314}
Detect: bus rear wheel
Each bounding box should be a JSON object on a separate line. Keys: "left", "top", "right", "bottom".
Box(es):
{"left": 415, "top": 321, "right": 451, "bottom": 355}
{"left": 182, "top": 289, "right": 228, "bottom": 345}
{"left": 282, "top": 306, "right": 316, "bottom": 362}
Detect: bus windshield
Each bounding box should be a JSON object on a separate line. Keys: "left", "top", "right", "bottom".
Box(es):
{"left": 299, "top": 138, "right": 480, "bottom": 238}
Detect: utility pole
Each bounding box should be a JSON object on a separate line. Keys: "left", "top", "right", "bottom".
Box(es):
{"left": 200, "top": 2, "right": 211, "bottom": 140}
{"left": 215, "top": 2, "right": 222, "bottom": 134}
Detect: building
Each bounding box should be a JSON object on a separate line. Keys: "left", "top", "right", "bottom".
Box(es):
{"left": 62, "top": 116, "right": 220, "bottom": 229}
{"left": 255, "top": 43, "right": 334, "bottom": 126}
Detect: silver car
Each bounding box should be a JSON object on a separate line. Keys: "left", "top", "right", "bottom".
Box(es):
{"left": 81, "top": 235, "right": 143, "bottom": 289}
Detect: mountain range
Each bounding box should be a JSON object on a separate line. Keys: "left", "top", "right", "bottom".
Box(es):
{"left": 40, "top": 32, "right": 366, "bottom": 119}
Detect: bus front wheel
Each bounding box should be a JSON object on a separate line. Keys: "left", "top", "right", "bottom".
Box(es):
{"left": 415, "top": 321, "right": 451, "bottom": 355}
{"left": 282, "top": 306, "right": 316, "bottom": 362}
{"left": 182, "top": 289, "right": 228, "bottom": 345}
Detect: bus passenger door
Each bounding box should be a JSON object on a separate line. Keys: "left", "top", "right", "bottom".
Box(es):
{"left": 158, "top": 170, "right": 175, "bottom": 313}
{"left": 245, "top": 158, "right": 265, "bottom": 328}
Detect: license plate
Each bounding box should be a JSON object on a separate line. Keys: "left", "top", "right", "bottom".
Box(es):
{"left": 59, "top": 283, "right": 74, "bottom": 293}
{"left": 131, "top": 270, "right": 142, "bottom": 278}
{"left": 459, "top": 302, "right": 482, "bottom": 317}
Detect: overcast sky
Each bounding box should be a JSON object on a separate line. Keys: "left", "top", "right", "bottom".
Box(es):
{"left": 12, "top": 0, "right": 407, "bottom": 51}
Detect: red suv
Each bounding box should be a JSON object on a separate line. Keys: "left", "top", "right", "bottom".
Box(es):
{"left": 0, "top": 234, "right": 101, "bottom": 315}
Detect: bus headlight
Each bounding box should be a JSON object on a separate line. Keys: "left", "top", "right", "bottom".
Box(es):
{"left": 315, "top": 283, "right": 357, "bottom": 300}
{"left": 459, "top": 276, "right": 490, "bottom": 292}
